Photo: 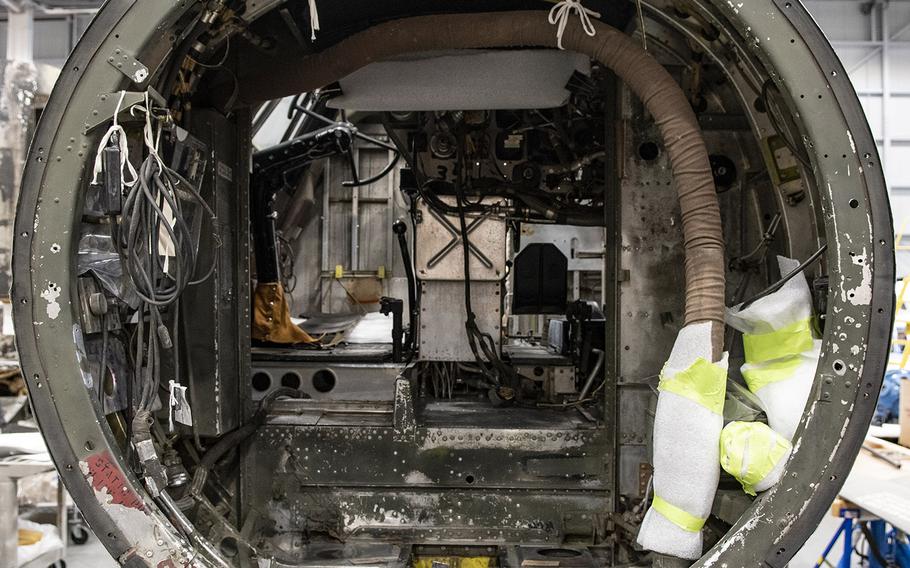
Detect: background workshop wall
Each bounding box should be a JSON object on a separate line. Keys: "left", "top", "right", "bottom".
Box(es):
{"left": 3, "top": 0, "right": 910, "bottom": 273}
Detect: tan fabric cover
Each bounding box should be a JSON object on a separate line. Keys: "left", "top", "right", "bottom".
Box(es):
{"left": 252, "top": 282, "right": 316, "bottom": 344}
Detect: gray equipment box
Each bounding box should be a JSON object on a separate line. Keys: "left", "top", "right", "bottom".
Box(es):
{"left": 418, "top": 280, "right": 502, "bottom": 361}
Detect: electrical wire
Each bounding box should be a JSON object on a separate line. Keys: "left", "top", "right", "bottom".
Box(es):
{"left": 761, "top": 79, "right": 812, "bottom": 170}
{"left": 739, "top": 243, "right": 827, "bottom": 310}
{"left": 98, "top": 321, "right": 109, "bottom": 408}
{"left": 289, "top": 101, "right": 401, "bottom": 186}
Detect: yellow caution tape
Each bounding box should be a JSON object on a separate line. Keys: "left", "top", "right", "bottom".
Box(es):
{"left": 652, "top": 494, "right": 706, "bottom": 533}
{"left": 743, "top": 317, "right": 814, "bottom": 364}
{"left": 413, "top": 558, "right": 492, "bottom": 568}
{"left": 658, "top": 357, "right": 727, "bottom": 415}
{"left": 720, "top": 421, "right": 791, "bottom": 496}
{"left": 741, "top": 356, "right": 803, "bottom": 393}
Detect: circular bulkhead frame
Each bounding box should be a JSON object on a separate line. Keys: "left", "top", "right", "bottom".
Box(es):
{"left": 11, "top": 0, "right": 894, "bottom": 566}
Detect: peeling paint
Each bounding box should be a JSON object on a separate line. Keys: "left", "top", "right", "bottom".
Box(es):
{"left": 846, "top": 249, "right": 872, "bottom": 306}
{"left": 40, "top": 281, "right": 62, "bottom": 319}
{"left": 83, "top": 451, "right": 145, "bottom": 510}
{"left": 702, "top": 508, "right": 765, "bottom": 567}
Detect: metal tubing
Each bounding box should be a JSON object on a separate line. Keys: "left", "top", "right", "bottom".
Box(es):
{"left": 578, "top": 348, "right": 605, "bottom": 401}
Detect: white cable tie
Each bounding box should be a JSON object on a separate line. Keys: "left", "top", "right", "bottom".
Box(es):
{"left": 308, "top": 0, "right": 320, "bottom": 41}
{"left": 91, "top": 90, "right": 138, "bottom": 188}
{"left": 113, "top": 90, "right": 124, "bottom": 128}
{"left": 548, "top": 0, "right": 602, "bottom": 50}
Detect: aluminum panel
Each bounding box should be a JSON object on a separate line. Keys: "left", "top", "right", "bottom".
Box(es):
{"left": 418, "top": 280, "right": 501, "bottom": 361}
{"left": 414, "top": 198, "right": 507, "bottom": 282}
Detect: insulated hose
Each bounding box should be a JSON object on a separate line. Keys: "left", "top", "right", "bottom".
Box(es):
{"left": 393, "top": 219, "right": 419, "bottom": 352}
{"left": 240, "top": 11, "right": 726, "bottom": 357}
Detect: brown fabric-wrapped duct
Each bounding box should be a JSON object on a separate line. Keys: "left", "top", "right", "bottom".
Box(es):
{"left": 252, "top": 282, "right": 317, "bottom": 344}
{"left": 240, "top": 12, "right": 725, "bottom": 356}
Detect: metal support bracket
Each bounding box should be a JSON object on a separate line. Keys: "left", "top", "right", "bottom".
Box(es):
{"left": 107, "top": 46, "right": 149, "bottom": 85}
{"left": 426, "top": 207, "right": 494, "bottom": 269}
{"left": 83, "top": 88, "right": 167, "bottom": 134}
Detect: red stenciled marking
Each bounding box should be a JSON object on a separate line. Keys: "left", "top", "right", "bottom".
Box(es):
{"left": 157, "top": 557, "right": 193, "bottom": 568}
{"left": 84, "top": 450, "right": 145, "bottom": 510}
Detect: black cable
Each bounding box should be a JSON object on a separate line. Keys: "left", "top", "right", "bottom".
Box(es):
{"left": 289, "top": 102, "right": 400, "bottom": 186}
{"left": 343, "top": 153, "right": 401, "bottom": 188}
{"left": 393, "top": 220, "right": 419, "bottom": 355}
{"left": 198, "top": 387, "right": 303, "bottom": 471}
{"left": 454, "top": 187, "right": 499, "bottom": 387}
{"left": 118, "top": 149, "right": 217, "bottom": 414}
{"left": 380, "top": 114, "right": 420, "bottom": 177}
{"left": 191, "top": 35, "right": 231, "bottom": 69}
{"left": 739, "top": 243, "right": 827, "bottom": 309}
{"left": 860, "top": 522, "right": 895, "bottom": 568}
{"left": 761, "top": 80, "right": 812, "bottom": 170}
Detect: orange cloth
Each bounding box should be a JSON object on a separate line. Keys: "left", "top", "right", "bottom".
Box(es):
{"left": 252, "top": 282, "right": 317, "bottom": 344}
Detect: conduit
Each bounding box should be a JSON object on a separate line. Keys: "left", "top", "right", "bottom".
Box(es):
{"left": 239, "top": 11, "right": 727, "bottom": 356}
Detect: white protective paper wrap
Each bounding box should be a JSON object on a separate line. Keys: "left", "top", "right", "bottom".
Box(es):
{"left": 637, "top": 322, "right": 728, "bottom": 559}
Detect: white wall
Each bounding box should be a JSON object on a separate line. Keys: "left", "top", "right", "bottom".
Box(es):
{"left": 0, "top": 13, "right": 92, "bottom": 65}
{"left": 805, "top": 0, "right": 910, "bottom": 237}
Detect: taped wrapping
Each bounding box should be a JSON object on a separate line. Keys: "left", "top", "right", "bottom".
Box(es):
{"left": 240, "top": 11, "right": 726, "bottom": 355}
{"left": 727, "top": 256, "right": 821, "bottom": 440}
{"left": 720, "top": 421, "right": 792, "bottom": 496}
{"left": 637, "top": 322, "right": 728, "bottom": 559}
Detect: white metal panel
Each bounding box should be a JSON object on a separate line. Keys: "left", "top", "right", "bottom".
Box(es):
{"left": 804, "top": 0, "right": 873, "bottom": 42}
{"left": 885, "top": 145, "right": 910, "bottom": 189}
